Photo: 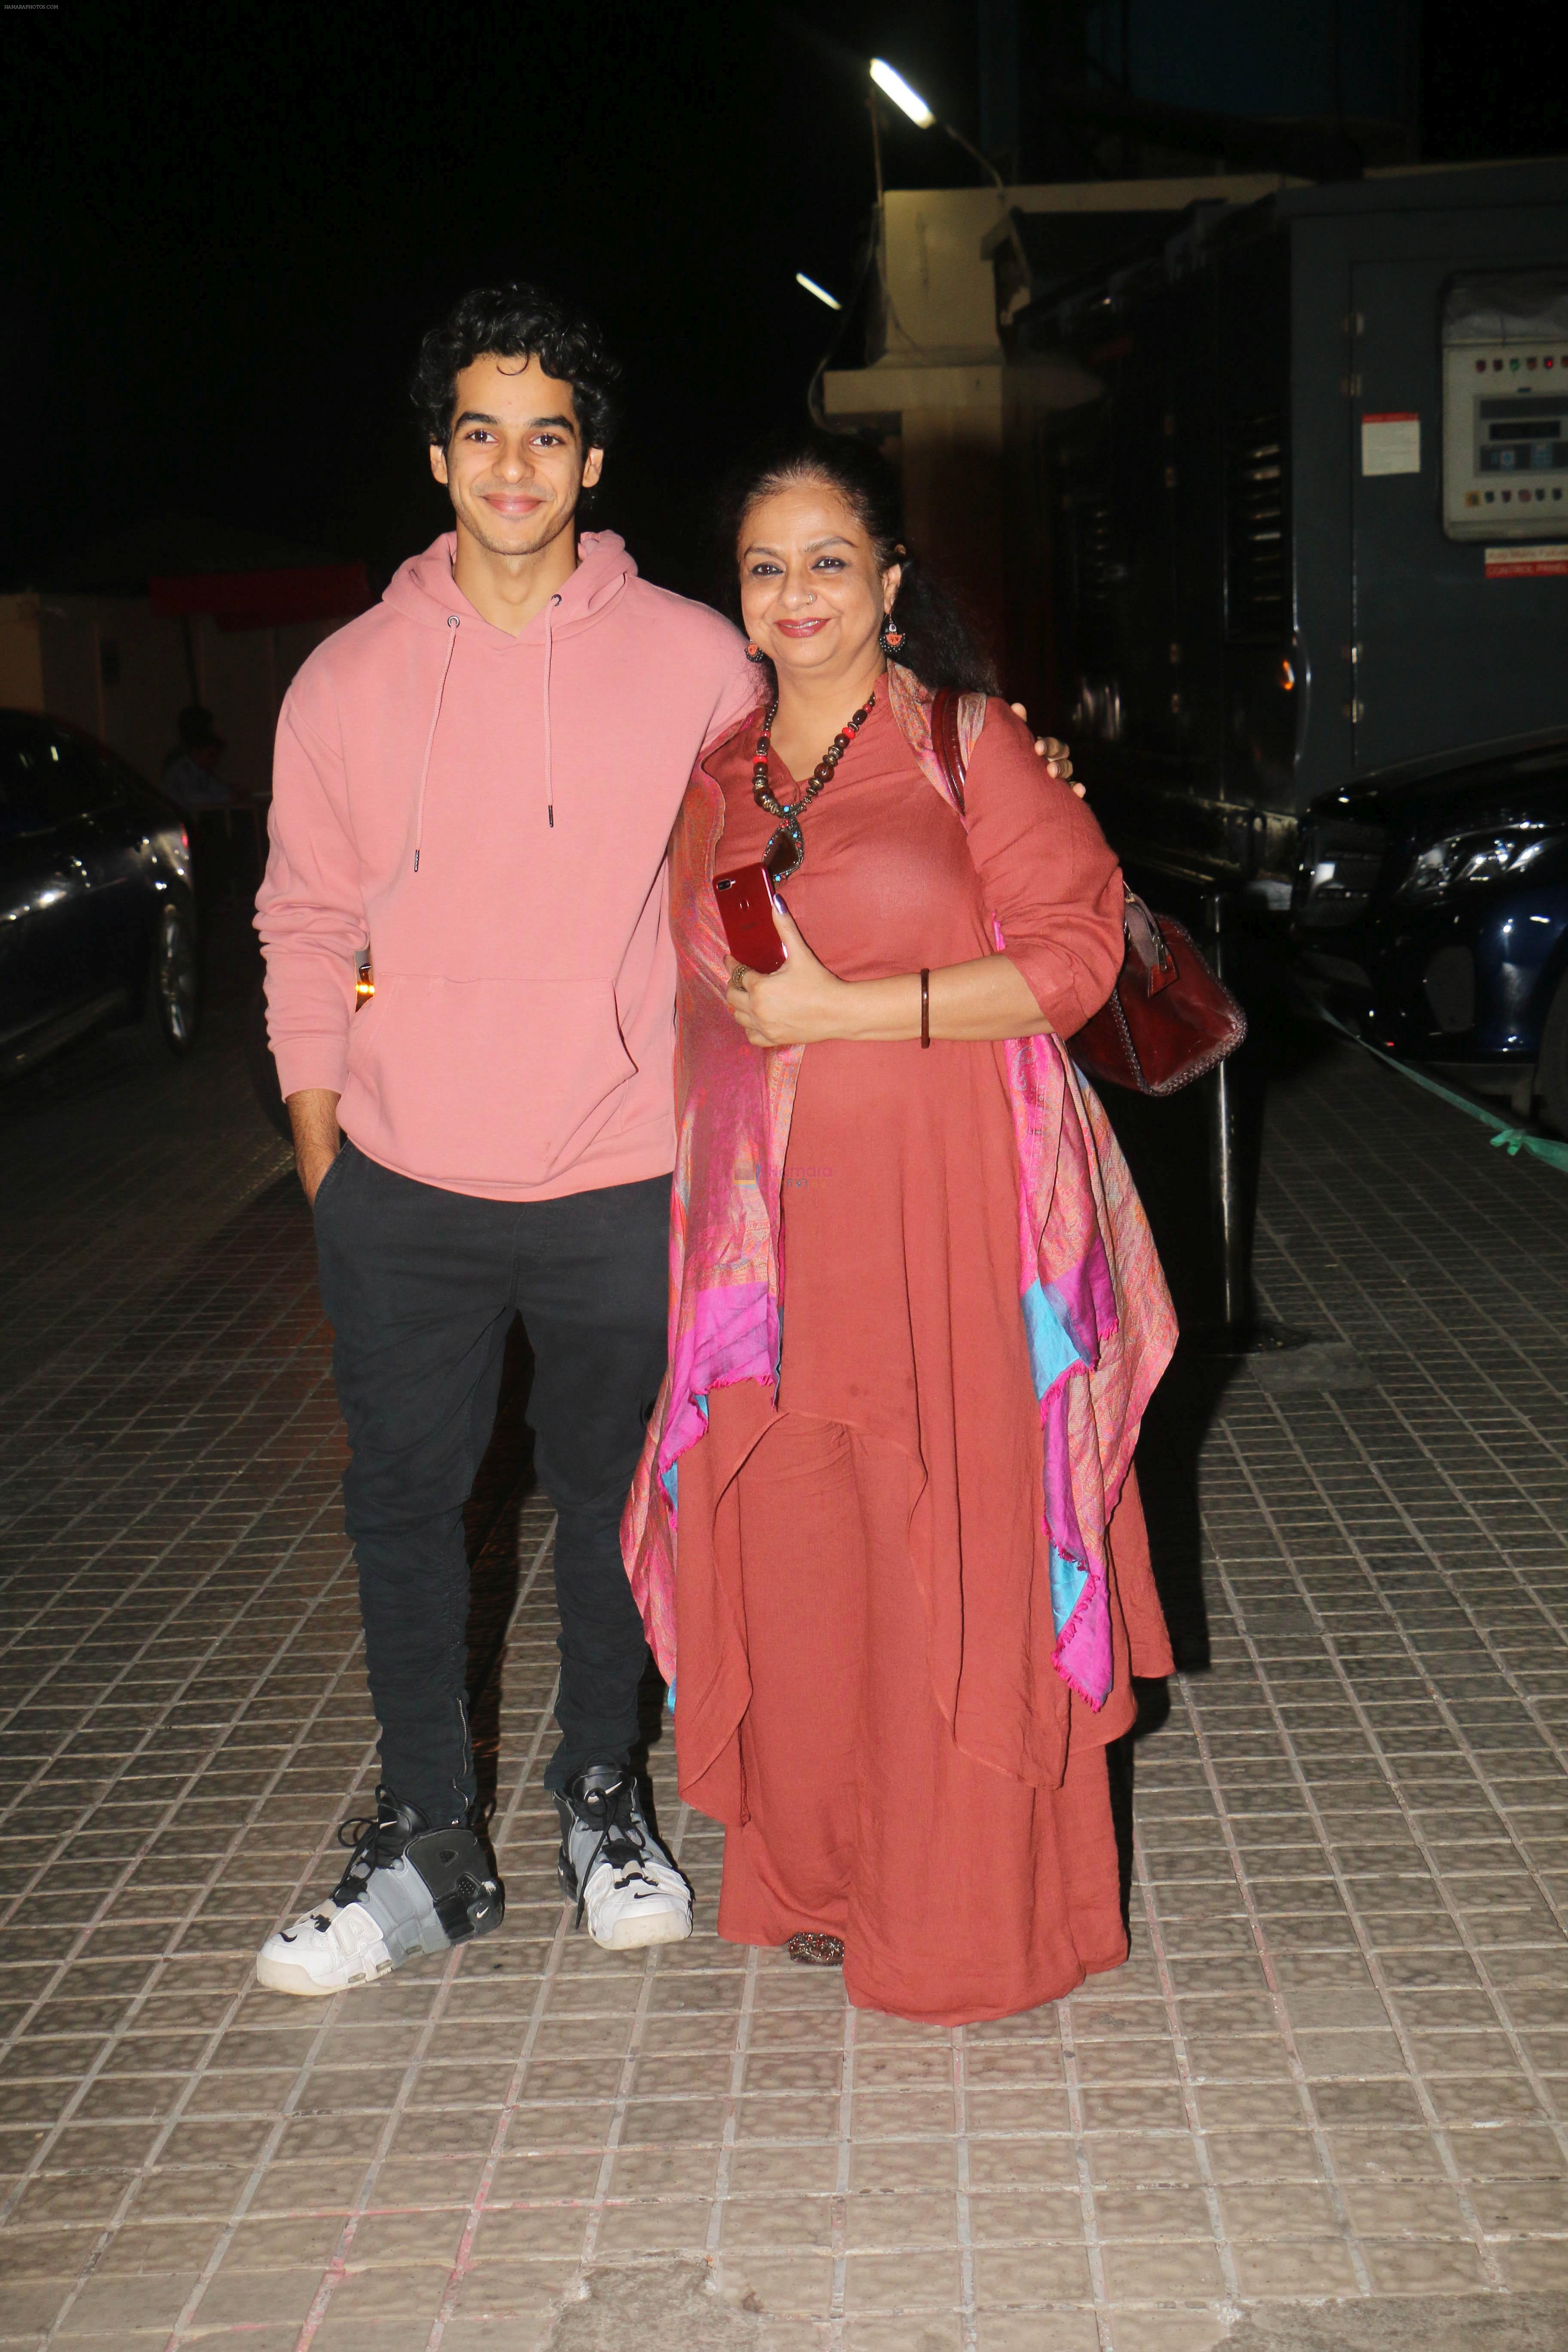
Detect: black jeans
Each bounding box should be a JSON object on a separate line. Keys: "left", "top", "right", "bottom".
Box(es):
{"left": 312, "top": 1143, "right": 669, "bottom": 1821}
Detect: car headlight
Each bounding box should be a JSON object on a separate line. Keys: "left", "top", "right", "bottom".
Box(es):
{"left": 1396, "top": 826, "right": 1559, "bottom": 903}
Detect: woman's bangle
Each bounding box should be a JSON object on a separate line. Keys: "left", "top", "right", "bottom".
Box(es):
{"left": 920, "top": 968, "right": 930, "bottom": 1049}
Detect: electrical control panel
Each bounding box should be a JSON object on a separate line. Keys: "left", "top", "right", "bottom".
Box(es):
{"left": 1443, "top": 274, "right": 1568, "bottom": 539}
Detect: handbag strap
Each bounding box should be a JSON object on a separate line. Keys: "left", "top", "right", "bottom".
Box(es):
{"left": 1122, "top": 892, "right": 1168, "bottom": 974}
{"left": 930, "top": 688, "right": 968, "bottom": 817}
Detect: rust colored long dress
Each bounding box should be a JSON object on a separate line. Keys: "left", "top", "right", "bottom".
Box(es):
{"left": 674, "top": 694, "right": 1174, "bottom": 2025}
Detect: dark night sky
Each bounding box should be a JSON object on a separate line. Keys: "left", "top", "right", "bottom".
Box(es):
{"left": 0, "top": 0, "right": 1558, "bottom": 600}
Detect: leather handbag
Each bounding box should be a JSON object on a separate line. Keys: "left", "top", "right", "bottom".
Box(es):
{"left": 931, "top": 690, "right": 1246, "bottom": 1095}
{"left": 1068, "top": 894, "right": 1246, "bottom": 1095}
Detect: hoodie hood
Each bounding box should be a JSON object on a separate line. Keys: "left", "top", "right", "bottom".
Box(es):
{"left": 382, "top": 529, "right": 637, "bottom": 640}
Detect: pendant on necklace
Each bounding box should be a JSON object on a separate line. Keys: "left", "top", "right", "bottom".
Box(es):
{"left": 751, "top": 690, "right": 876, "bottom": 882}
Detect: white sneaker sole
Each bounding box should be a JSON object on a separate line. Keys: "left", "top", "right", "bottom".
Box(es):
{"left": 585, "top": 1903, "right": 693, "bottom": 1951}
{"left": 254, "top": 1949, "right": 392, "bottom": 1997}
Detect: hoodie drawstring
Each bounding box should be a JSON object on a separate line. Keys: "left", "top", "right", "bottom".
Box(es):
{"left": 413, "top": 615, "right": 461, "bottom": 872}
{"left": 544, "top": 593, "right": 560, "bottom": 830}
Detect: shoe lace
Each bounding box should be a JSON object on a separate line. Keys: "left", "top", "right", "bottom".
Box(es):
{"left": 571, "top": 1778, "right": 655, "bottom": 1928}
{"left": 333, "top": 1796, "right": 397, "bottom": 1900}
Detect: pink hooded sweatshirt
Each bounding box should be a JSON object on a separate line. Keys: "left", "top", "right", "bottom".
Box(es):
{"left": 256, "top": 532, "right": 756, "bottom": 1200}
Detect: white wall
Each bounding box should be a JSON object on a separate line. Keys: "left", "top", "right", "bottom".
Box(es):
{"left": 0, "top": 594, "right": 345, "bottom": 797}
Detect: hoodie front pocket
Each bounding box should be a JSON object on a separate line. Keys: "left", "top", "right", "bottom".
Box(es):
{"left": 343, "top": 972, "right": 640, "bottom": 1189}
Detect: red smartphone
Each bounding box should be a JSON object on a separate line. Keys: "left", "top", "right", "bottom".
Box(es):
{"left": 713, "top": 861, "right": 787, "bottom": 974}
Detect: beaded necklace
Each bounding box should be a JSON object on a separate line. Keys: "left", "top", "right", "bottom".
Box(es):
{"left": 751, "top": 689, "right": 876, "bottom": 882}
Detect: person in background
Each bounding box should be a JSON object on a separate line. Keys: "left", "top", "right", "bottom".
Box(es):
{"left": 161, "top": 705, "right": 233, "bottom": 814}
{"left": 164, "top": 704, "right": 262, "bottom": 898}
{"left": 623, "top": 435, "right": 1176, "bottom": 2024}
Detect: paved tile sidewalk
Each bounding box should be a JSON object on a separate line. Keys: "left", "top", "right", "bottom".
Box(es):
{"left": 0, "top": 1033, "right": 1565, "bottom": 2350}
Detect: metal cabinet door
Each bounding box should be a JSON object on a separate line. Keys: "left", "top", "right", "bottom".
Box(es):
{"left": 1353, "top": 256, "right": 1568, "bottom": 774}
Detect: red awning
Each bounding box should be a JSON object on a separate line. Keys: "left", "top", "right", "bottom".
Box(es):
{"left": 149, "top": 562, "right": 372, "bottom": 634}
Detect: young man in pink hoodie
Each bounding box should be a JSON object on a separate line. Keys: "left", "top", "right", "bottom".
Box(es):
{"left": 253, "top": 287, "right": 758, "bottom": 1992}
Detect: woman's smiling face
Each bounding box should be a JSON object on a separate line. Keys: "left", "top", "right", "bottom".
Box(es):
{"left": 738, "top": 479, "right": 901, "bottom": 684}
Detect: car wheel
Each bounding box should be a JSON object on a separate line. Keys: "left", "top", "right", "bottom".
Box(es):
{"left": 144, "top": 902, "right": 200, "bottom": 1056}
{"left": 1538, "top": 971, "right": 1568, "bottom": 1139}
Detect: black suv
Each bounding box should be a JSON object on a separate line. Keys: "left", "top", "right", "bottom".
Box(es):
{"left": 1293, "top": 738, "right": 1568, "bottom": 1135}
{"left": 0, "top": 709, "right": 199, "bottom": 1078}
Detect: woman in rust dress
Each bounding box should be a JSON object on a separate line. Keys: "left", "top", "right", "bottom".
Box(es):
{"left": 623, "top": 437, "right": 1176, "bottom": 2025}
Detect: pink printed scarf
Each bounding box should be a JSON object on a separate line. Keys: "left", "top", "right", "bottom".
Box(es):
{"left": 621, "top": 668, "right": 1176, "bottom": 1712}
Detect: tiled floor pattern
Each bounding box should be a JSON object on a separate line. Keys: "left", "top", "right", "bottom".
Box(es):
{"left": 0, "top": 992, "right": 292, "bottom": 1398}
{"left": 0, "top": 1032, "right": 1565, "bottom": 2350}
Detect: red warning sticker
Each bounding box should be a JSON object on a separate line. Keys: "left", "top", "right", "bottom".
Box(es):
{"left": 1485, "top": 545, "right": 1568, "bottom": 578}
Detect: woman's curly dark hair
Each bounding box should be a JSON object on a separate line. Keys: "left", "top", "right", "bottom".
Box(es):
{"left": 410, "top": 283, "right": 622, "bottom": 453}
{"left": 717, "top": 432, "right": 998, "bottom": 695}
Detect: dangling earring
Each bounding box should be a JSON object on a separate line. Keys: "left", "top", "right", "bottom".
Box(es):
{"left": 881, "top": 613, "right": 906, "bottom": 653}
{"left": 745, "top": 640, "right": 766, "bottom": 664}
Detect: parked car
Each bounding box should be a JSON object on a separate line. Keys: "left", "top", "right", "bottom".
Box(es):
{"left": 1292, "top": 738, "right": 1568, "bottom": 1134}
{"left": 0, "top": 708, "right": 199, "bottom": 1078}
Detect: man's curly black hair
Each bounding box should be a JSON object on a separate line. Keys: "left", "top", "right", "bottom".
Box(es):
{"left": 410, "top": 284, "right": 622, "bottom": 453}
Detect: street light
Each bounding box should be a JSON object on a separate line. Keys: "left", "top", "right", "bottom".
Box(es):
{"left": 867, "top": 56, "right": 1007, "bottom": 195}
{"left": 870, "top": 58, "right": 935, "bottom": 131}
{"left": 804, "top": 57, "right": 1017, "bottom": 429}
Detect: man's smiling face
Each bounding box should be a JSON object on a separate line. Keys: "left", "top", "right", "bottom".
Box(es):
{"left": 429, "top": 351, "right": 603, "bottom": 561}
